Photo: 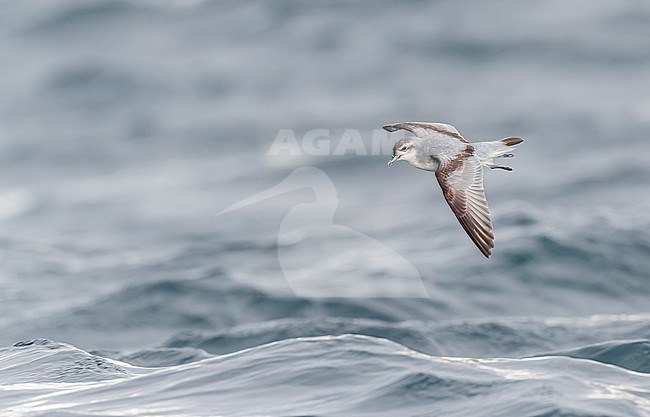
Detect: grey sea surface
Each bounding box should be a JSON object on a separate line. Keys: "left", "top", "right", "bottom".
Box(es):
{"left": 1, "top": 1, "right": 650, "bottom": 416}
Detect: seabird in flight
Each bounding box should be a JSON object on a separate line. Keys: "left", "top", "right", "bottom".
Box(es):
{"left": 385, "top": 122, "right": 523, "bottom": 258}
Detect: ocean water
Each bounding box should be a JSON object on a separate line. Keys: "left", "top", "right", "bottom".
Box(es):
{"left": 1, "top": 0, "right": 650, "bottom": 416}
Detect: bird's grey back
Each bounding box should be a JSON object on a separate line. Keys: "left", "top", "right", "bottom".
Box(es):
{"left": 418, "top": 131, "right": 473, "bottom": 165}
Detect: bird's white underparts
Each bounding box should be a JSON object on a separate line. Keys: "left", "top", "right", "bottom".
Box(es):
{"left": 384, "top": 122, "right": 524, "bottom": 258}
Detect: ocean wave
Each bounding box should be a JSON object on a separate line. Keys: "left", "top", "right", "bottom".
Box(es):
{"left": 95, "top": 346, "right": 211, "bottom": 367}
{"left": 14, "top": 274, "right": 444, "bottom": 349}
{"left": 0, "top": 339, "right": 131, "bottom": 384}
{"left": 5, "top": 199, "right": 649, "bottom": 353}
{"left": 10, "top": 234, "right": 650, "bottom": 350}
{"left": 2, "top": 335, "right": 649, "bottom": 417}
{"left": 163, "top": 314, "right": 650, "bottom": 361}
{"left": 537, "top": 339, "right": 650, "bottom": 374}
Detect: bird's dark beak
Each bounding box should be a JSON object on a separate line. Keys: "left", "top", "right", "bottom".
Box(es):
{"left": 387, "top": 154, "right": 399, "bottom": 167}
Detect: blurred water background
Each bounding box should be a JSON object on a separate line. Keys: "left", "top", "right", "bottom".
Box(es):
{"left": 1, "top": 0, "right": 650, "bottom": 415}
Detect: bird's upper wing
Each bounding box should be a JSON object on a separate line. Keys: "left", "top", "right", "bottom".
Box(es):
{"left": 436, "top": 149, "right": 494, "bottom": 258}
{"left": 383, "top": 122, "right": 468, "bottom": 143}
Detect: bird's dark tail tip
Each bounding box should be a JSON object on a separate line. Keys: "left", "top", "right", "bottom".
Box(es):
{"left": 500, "top": 137, "right": 524, "bottom": 146}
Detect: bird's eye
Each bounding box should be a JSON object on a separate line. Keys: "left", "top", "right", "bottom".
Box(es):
{"left": 399, "top": 146, "right": 408, "bottom": 151}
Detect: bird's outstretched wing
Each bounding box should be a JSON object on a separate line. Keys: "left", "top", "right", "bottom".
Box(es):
{"left": 436, "top": 149, "right": 494, "bottom": 258}
{"left": 383, "top": 122, "right": 468, "bottom": 143}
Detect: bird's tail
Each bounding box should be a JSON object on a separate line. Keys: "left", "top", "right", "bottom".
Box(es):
{"left": 473, "top": 137, "right": 523, "bottom": 171}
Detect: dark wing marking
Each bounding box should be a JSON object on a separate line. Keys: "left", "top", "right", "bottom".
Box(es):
{"left": 436, "top": 150, "right": 494, "bottom": 258}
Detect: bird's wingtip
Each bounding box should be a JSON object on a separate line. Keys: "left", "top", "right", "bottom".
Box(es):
{"left": 383, "top": 124, "right": 398, "bottom": 132}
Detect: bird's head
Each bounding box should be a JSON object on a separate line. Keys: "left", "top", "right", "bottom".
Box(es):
{"left": 388, "top": 137, "right": 418, "bottom": 167}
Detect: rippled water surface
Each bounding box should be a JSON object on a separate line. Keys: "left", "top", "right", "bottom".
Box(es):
{"left": 1, "top": 1, "right": 650, "bottom": 416}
